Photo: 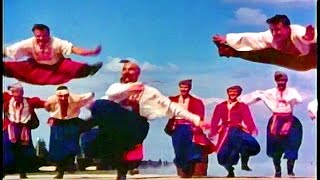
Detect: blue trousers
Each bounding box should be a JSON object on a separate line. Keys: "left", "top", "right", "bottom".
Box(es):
{"left": 172, "top": 124, "right": 202, "bottom": 170}
{"left": 49, "top": 119, "right": 81, "bottom": 163}
{"left": 217, "top": 127, "right": 260, "bottom": 168}
{"left": 88, "top": 100, "right": 149, "bottom": 167}
{"left": 3, "top": 127, "right": 37, "bottom": 174}
{"left": 266, "top": 115, "right": 303, "bottom": 160}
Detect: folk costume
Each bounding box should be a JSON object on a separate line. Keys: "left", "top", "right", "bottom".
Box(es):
{"left": 3, "top": 36, "right": 102, "bottom": 85}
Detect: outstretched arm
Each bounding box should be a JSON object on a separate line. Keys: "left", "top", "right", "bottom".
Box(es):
{"left": 72, "top": 45, "right": 101, "bottom": 56}
{"left": 213, "top": 30, "right": 272, "bottom": 51}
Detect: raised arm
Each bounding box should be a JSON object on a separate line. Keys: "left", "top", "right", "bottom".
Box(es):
{"left": 238, "top": 90, "right": 263, "bottom": 105}
{"left": 213, "top": 30, "right": 273, "bottom": 51}
{"left": 71, "top": 45, "right": 101, "bottom": 56}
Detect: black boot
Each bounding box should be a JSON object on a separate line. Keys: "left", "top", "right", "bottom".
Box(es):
{"left": 19, "top": 172, "right": 28, "bottom": 179}
{"left": 54, "top": 164, "right": 65, "bottom": 179}
{"left": 225, "top": 166, "right": 235, "bottom": 178}
{"left": 287, "top": 159, "right": 296, "bottom": 176}
{"left": 273, "top": 158, "right": 281, "bottom": 178}
{"left": 241, "top": 155, "right": 252, "bottom": 171}
{"left": 89, "top": 62, "right": 103, "bottom": 76}
{"left": 116, "top": 166, "right": 128, "bottom": 180}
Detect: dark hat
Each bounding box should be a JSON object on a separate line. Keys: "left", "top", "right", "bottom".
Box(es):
{"left": 274, "top": 71, "right": 288, "bottom": 81}
{"left": 56, "top": 86, "right": 69, "bottom": 95}
{"left": 56, "top": 85, "right": 68, "bottom": 91}
{"left": 7, "top": 82, "right": 23, "bottom": 90}
{"left": 179, "top": 79, "right": 192, "bottom": 87}
{"left": 119, "top": 59, "right": 130, "bottom": 63}
{"left": 227, "top": 85, "right": 243, "bottom": 95}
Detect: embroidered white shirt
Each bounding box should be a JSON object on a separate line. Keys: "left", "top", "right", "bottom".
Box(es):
{"left": 4, "top": 37, "right": 73, "bottom": 65}
{"left": 8, "top": 98, "right": 31, "bottom": 124}
{"left": 47, "top": 92, "right": 94, "bottom": 120}
{"left": 102, "top": 82, "right": 200, "bottom": 125}
{"left": 239, "top": 87, "right": 302, "bottom": 113}
{"left": 225, "top": 24, "right": 317, "bottom": 55}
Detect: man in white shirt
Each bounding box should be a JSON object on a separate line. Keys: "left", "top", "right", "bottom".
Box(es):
{"left": 212, "top": 14, "right": 316, "bottom": 71}
{"left": 46, "top": 86, "right": 94, "bottom": 179}
{"left": 3, "top": 24, "right": 103, "bottom": 85}
{"left": 87, "top": 61, "right": 203, "bottom": 180}
{"left": 240, "top": 71, "right": 303, "bottom": 178}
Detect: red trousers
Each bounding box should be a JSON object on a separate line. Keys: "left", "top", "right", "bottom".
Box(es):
{"left": 4, "top": 58, "right": 91, "bottom": 85}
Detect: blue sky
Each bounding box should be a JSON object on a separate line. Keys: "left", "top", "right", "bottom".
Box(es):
{"left": 3, "top": 0, "right": 317, "bottom": 177}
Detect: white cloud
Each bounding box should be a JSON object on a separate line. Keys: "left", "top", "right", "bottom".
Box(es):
{"left": 230, "top": 7, "right": 268, "bottom": 26}
{"left": 104, "top": 56, "right": 180, "bottom": 73}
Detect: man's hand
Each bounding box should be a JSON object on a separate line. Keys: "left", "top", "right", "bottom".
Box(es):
{"left": 251, "top": 128, "right": 258, "bottom": 137}
{"left": 199, "top": 121, "right": 211, "bottom": 130}
{"left": 212, "top": 34, "right": 227, "bottom": 45}
{"left": 89, "top": 45, "right": 102, "bottom": 56}
{"left": 44, "top": 101, "right": 51, "bottom": 112}
{"left": 308, "top": 111, "right": 316, "bottom": 121}
{"left": 303, "top": 25, "right": 315, "bottom": 41}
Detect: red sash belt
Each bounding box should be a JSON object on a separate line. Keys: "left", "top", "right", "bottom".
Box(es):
{"left": 270, "top": 112, "right": 293, "bottom": 135}
{"left": 175, "top": 119, "right": 192, "bottom": 125}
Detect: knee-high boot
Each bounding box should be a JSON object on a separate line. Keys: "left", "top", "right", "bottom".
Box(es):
{"left": 287, "top": 159, "right": 295, "bottom": 176}
{"left": 273, "top": 157, "right": 281, "bottom": 178}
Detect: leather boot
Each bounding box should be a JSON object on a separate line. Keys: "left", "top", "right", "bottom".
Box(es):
{"left": 273, "top": 158, "right": 281, "bottom": 178}
{"left": 287, "top": 159, "right": 296, "bottom": 176}
{"left": 241, "top": 155, "right": 252, "bottom": 171}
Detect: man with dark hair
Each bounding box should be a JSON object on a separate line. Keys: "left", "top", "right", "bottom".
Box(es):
{"left": 3, "top": 82, "right": 49, "bottom": 179}
{"left": 3, "top": 23, "right": 103, "bottom": 85}
{"left": 240, "top": 71, "right": 303, "bottom": 178}
{"left": 165, "top": 79, "right": 214, "bottom": 178}
{"left": 45, "top": 86, "right": 94, "bottom": 179}
{"left": 209, "top": 85, "right": 260, "bottom": 178}
{"left": 212, "top": 14, "right": 317, "bottom": 71}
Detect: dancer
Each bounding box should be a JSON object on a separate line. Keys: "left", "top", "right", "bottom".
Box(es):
{"left": 212, "top": 14, "right": 317, "bottom": 71}
{"left": 3, "top": 82, "right": 48, "bottom": 178}
{"left": 240, "top": 71, "right": 303, "bottom": 177}
{"left": 209, "top": 85, "right": 260, "bottom": 178}
{"left": 87, "top": 60, "right": 204, "bottom": 180}
{"left": 46, "top": 86, "right": 94, "bottom": 179}
{"left": 3, "top": 24, "right": 103, "bottom": 85}
{"left": 165, "top": 79, "right": 214, "bottom": 177}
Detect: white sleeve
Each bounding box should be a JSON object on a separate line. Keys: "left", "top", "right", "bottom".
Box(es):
{"left": 4, "top": 38, "right": 33, "bottom": 59}
{"left": 238, "top": 90, "right": 263, "bottom": 105}
{"left": 289, "top": 88, "right": 303, "bottom": 104}
{"left": 104, "top": 83, "right": 139, "bottom": 103}
{"left": 291, "top": 24, "right": 317, "bottom": 44}
{"left": 53, "top": 37, "right": 73, "bottom": 56}
{"left": 308, "top": 99, "right": 317, "bottom": 118}
{"left": 226, "top": 30, "right": 273, "bottom": 51}
{"left": 139, "top": 87, "right": 200, "bottom": 125}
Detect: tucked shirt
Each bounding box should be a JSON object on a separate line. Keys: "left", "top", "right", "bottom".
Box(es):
{"left": 175, "top": 96, "right": 190, "bottom": 120}
{"left": 102, "top": 82, "right": 201, "bottom": 125}
{"left": 4, "top": 37, "right": 73, "bottom": 65}
{"left": 47, "top": 92, "right": 94, "bottom": 120}
{"left": 239, "top": 87, "right": 302, "bottom": 113}
{"left": 225, "top": 24, "right": 317, "bottom": 55}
